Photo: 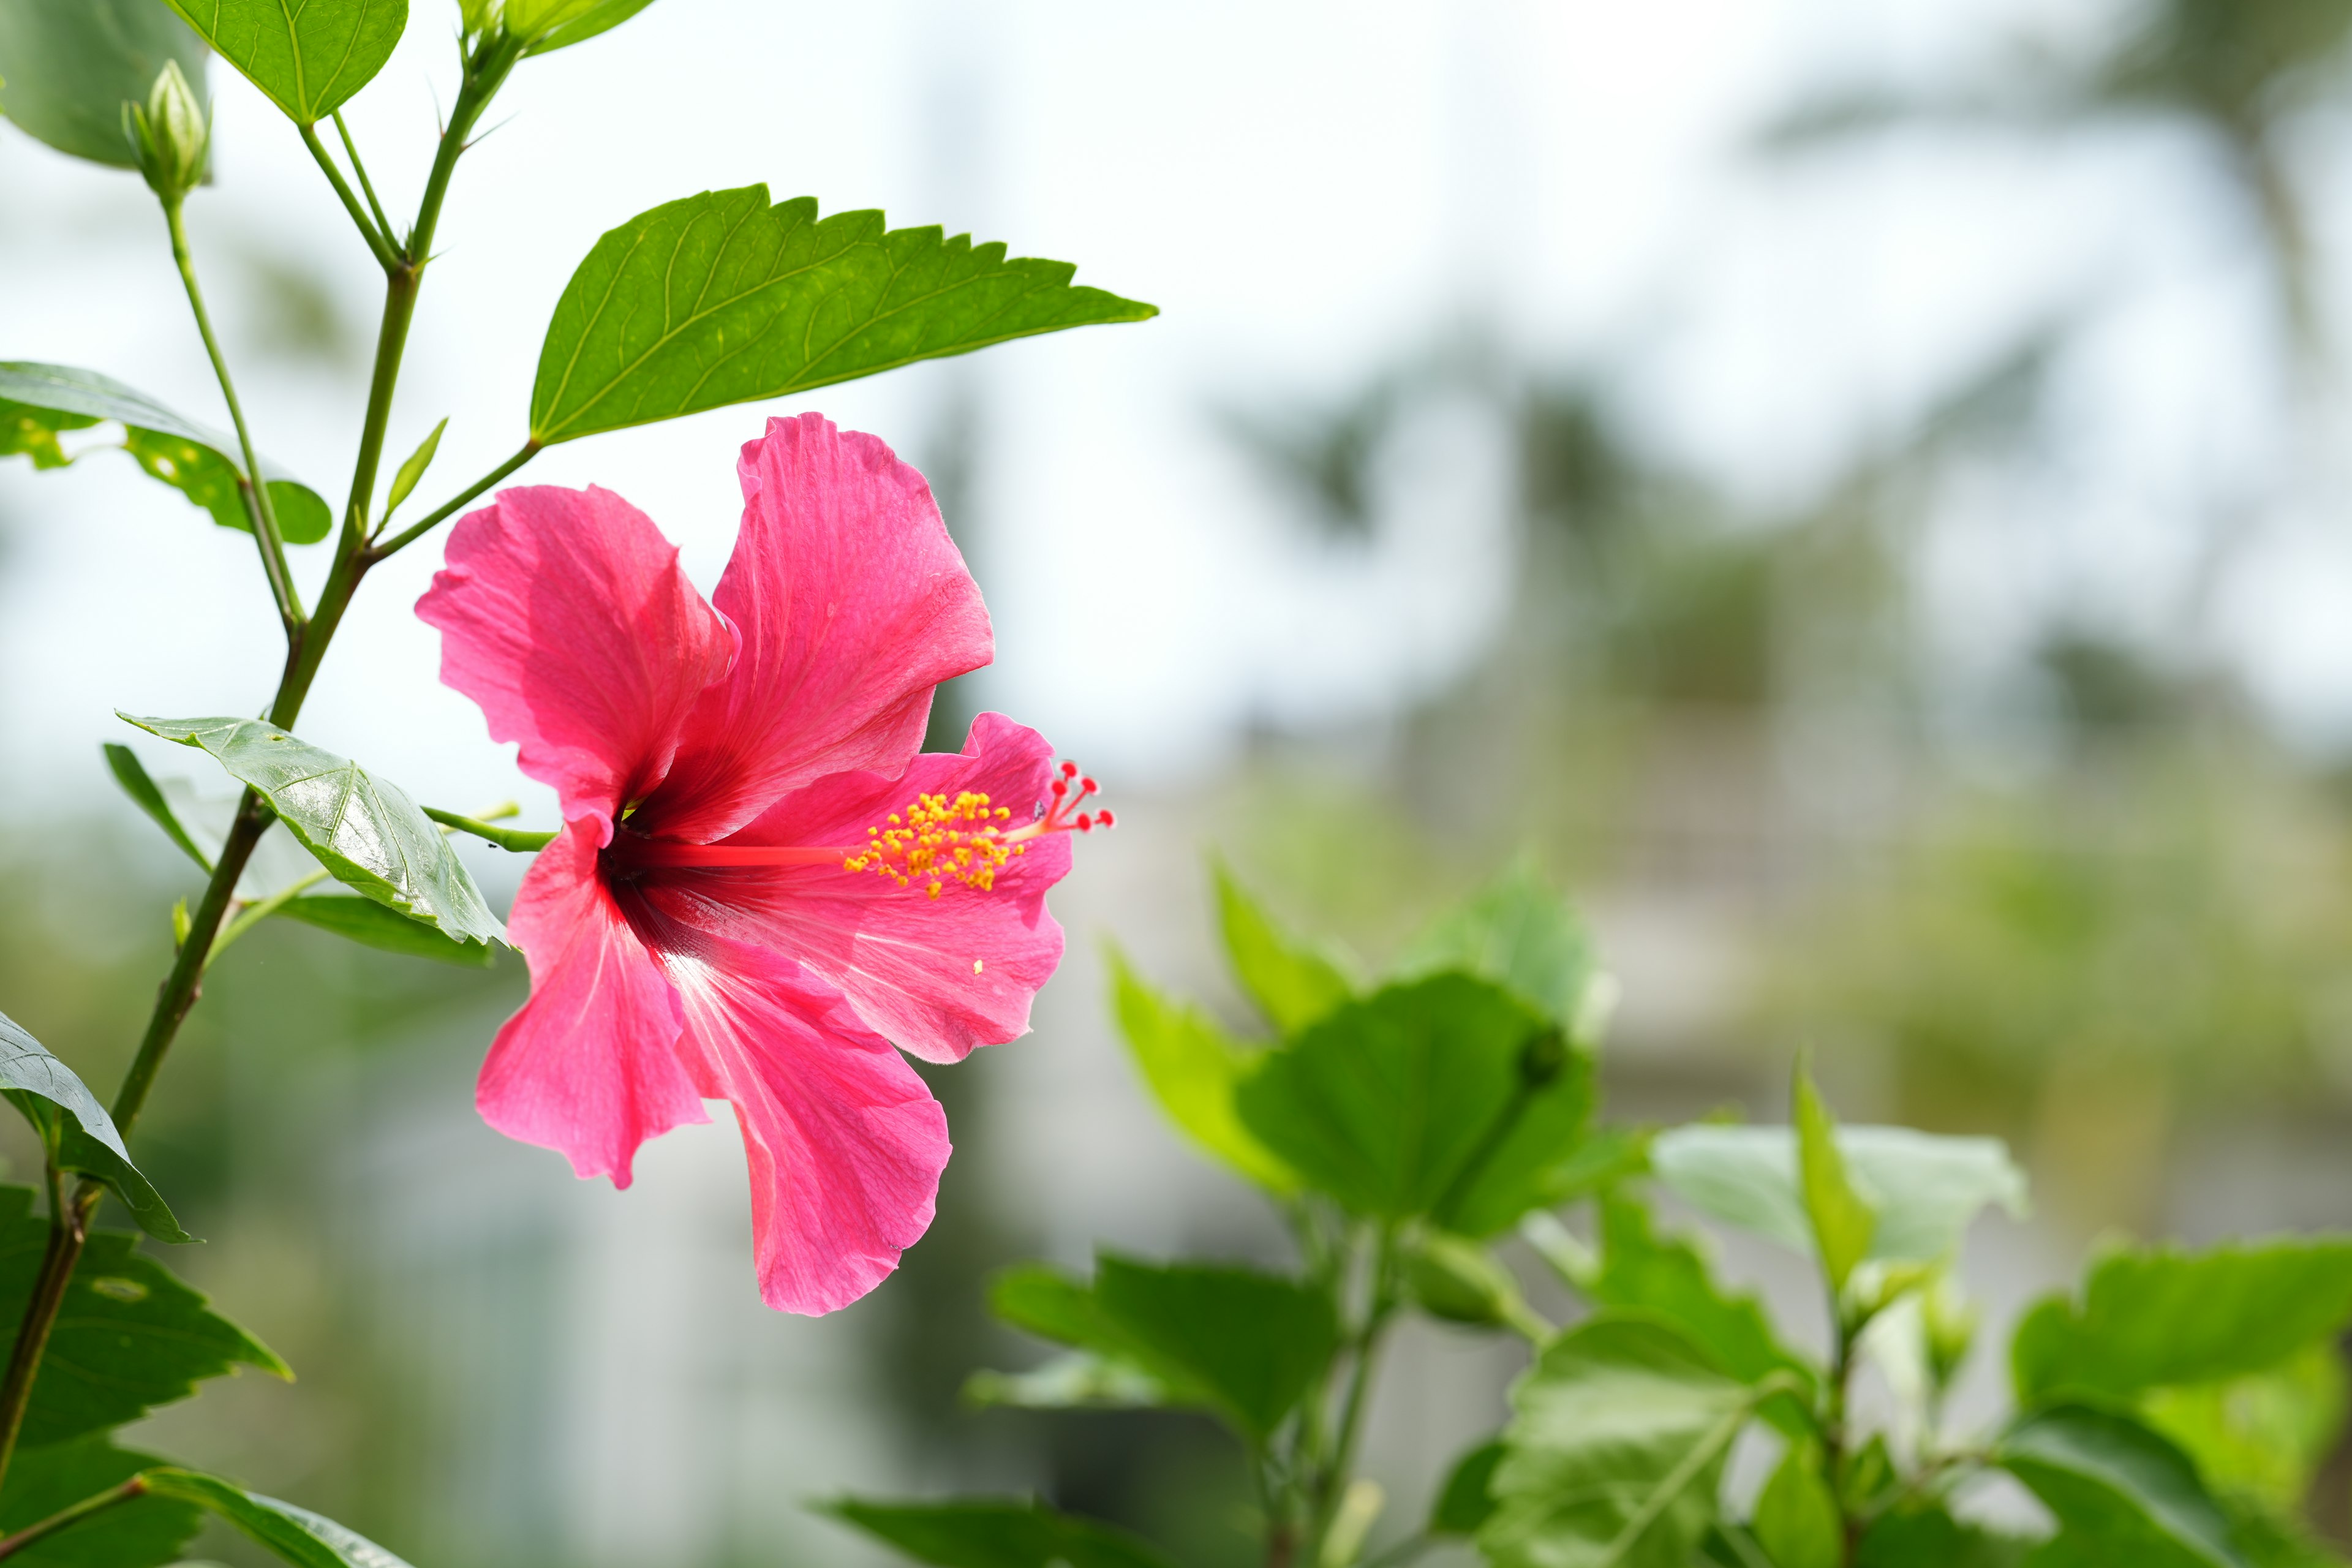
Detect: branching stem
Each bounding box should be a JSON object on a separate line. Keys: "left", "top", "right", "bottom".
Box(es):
{"left": 0, "top": 1476, "right": 146, "bottom": 1560}
{"left": 298, "top": 121, "right": 397, "bottom": 270}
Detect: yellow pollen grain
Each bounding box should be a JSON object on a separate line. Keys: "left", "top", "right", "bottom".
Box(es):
{"left": 846, "top": 789, "right": 1015, "bottom": 898}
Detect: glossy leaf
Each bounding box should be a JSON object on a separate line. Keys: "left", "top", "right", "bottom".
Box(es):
{"left": 2011, "top": 1238, "right": 2352, "bottom": 1407}
{"left": 1588, "top": 1193, "right": 1814, "bottom": 1406}
{"left": 503, "top": 0, "right": 657, "bottom": 53}
{"left": 1235, "top": 974, "right": 1593, "bottom": 1235}
{"left": 0, "top": 364, "right": 331, "bottom": 543}
{"left": 1792, "top": 1066, "right": 1873, "bottom": 1294}
{"left": 0, "top": 1186, "right": 287, "bottom": 1447}
{"left": 0, "top": 1438, "right": 201, "bottom": 1568}
{"left": 1431, "top": 1440, "right": 1506, "bottom": 1536}
{"left": 1649, "top": 1123, "right": 2026, "bottom": 1264}
{"left": 823, "top": 1498, "right": 1180, "bottom": 1568}
{"left": 1213, "top": 862, "right": 1353, "bottom": 1033}
{"left": 103, "top": 744, "right": 209, "bottom": 870}
{"left": 122, "top": 716, "right": 505, "bottom": 948}
{"left": 987, "top": 1256, "right": 1336, "bottom": 1441}
{"left": 274, "top": 894, "right": 498, "bottom": 967}
{"left": 1107, "top": 949, "right": 1294, "bottom": 1191}
{"left": 1751, "top": 1442, "right": 1839, "bottom": 1568}
{"left": 529, "top": 186, "right": 1157, "bottom": 443}
{"left": 156, "top": 0, "right": 405, "bottom": 124}
{"left": 1395, "top": 861, "right": 1597, "bottom": 1034}
{"left": 1997, "top": 1404, "right": 2242, "bottom": 1568}
{"left": 138, "top": 1469, "right": 416, "bottom": 1568}
{"left": 383, "top": 417, "right": 445, "bottom": 516}
{"left": 0, "top": 1011, "right": 187, "bottom": 1244}
{"left": 1483, "top": 1314, "right": 1760, "bottom": 1568}
{"left": 0, "top": 0, "right": 206, "bottom": 168}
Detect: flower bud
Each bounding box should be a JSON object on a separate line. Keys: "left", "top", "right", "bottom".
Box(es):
{"left": 1404, "top": 1232, "right": 1534, "bottom": 1331}
{"left": 1921, "top": 1276, "right": 1978, "bottom": 1392}
{"left": 126, "top": 60, "right": 208, "bottom": 206}
{"left": 1518, "top": 1025, "right": 1569, "bottom": 1090}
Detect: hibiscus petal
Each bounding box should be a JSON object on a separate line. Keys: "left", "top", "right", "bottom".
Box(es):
{"left": 659, "top": 932, "right": 951, "bottom": 1315}
{"left": 644, "top": 415, "right": 993, "bottom": 843}
{"left": 663, "top": 712, "right": 1071, "bottom": 1065}
{"left": 418, "top": 484, "right": 736, "bottom": 827}
{"left": 478, "top": 824, "right": 709, "bottom": 1186}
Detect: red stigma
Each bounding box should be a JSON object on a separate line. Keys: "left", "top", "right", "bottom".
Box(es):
{"left": 1096, "top": 809, "right": 1115, "bottom": 827}
{"left": 1060, "top": 761, "right": 1080, "bottom": 779}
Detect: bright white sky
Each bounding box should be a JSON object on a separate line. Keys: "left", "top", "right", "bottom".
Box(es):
{"left": 6, "top": 0, "right": 2351, "bottom": 834}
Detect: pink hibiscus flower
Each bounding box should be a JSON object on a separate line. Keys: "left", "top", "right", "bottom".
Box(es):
{"left": 417, "top": 413, "right": 1107, "bottom": 1314}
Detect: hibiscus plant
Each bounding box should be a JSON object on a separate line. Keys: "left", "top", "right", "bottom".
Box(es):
{"left": 835, "top": 865, "right": 2352, "bottom": 1568}
{"left": 0, "top": 0, "right": 1148, "bottom": 1560}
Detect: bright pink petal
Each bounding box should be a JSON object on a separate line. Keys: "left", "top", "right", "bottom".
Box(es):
{"left": 655, "top": 712, "right": 1071, "bottom": 1065}
{"left": 641, "top": 415, "right": 992, "bottom": 843}
{"left": 658, "top": 930, "right": 951, "bottom": 1314}
{"left": 478, "top": 824, "right": 708, "bottom": 1186}
{"left": 418, "top": 485, "right": 736, "bottom": 826}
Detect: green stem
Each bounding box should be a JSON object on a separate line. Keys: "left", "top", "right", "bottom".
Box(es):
{"left": 0, "top": 1177, "right": 92, "bottom": 1491}
{"left": 331, "top": 111, "right": 398, "bottom": 246}
{"left": 0, "top": 1476, "right": 146, "bottom": 1561}
{"left": 1314, "top": 1228, "right": 1399, "bottom": 1554}
{"left": 422, "top": 807, "right": 556, "bottom": 852}
{"left": 163, "top": 200, "right": 302, "bottom": 631}
{"left": 298, "top": 121, "right": 396, "bottom": 270}
{"left": 370, "top": 441, "right": 539, "bottom": 559}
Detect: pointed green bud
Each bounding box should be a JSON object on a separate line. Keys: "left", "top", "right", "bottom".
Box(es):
{"left": 126, "top": 59, "right": 208, "bottom": 206}
{"left": 1403, "top": 1231, "right": 1550, "bottom": 1340}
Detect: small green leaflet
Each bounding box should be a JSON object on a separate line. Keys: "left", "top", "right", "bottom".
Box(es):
{"left": 103, "top": 744, "right": 210, "bottom": 871}
{"left": 0, "top": 1437, "right": 202, "bottom": 1568}
{"left": 1792, "top": 1064, "right": 1874, "bottom": 1294}
{"left": 823, "top": 1497, "right": 1180, "bottom": 1568}
{"left": 529, "top": 186, "right": 1158, "bottom": 443}
{"left": 0, "top": 1009, "right": 186, "bottom": 1244}
{"left": 139, "top": 1469, "right": 418, "bottom": 1568}
{"left": 0, "top": 1186, "right": 288, "bottom": 1447}
{"left": 0, "top": 0, "right": 207, "bottom": 168}
{"left": 1212, "top": 862, "right": 1354, "bottom": 1034}
{"left": 121, "top": 716, "right": 505, "bottom": 949}
{"left": 156, "top": 0, "right": 406, "bottom": 125}
{"left": 0, "top": 363, "right": 331, "bottom": 543}
{"left": 383, "top": 417, "right": 446, "bottom": 516}
{"left": 1997, "top": 1404, "right": 2244, "bottom": 1568}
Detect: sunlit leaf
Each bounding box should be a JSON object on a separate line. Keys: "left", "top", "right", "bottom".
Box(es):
{"left": 0, "top": 364, "right": 331, "bottom": 543}
{"left": 138, "top": 1469, "right": 416, "bottom": 1568}
{"left": 529, "top": 186, "right": 1156, "bottom": 443}
{"left": 0, "top": 1437, "right": 201, "bottom": 1568}
{"left": 1212, "top": 862, "right": 1354, "bottom": 1033}
{"left": 1107, "top": 949, "right": 1294, "bottom": 1191}
{"left": 0, "top": 0, "right": 205, "bottom": 168}
{"left": 502, "top": 0, "right": 657, "bottom": 53}
{"left": 1997, "top": 1404, "right": 2242, "bottom": 1568}
{"left": 156, "top": 0, "right": 405, "bottom": 124}
{"left": 823, "top": 1498, "right": 1180, "bottom": 1568}
{"left": 0, "top": 1011, "right": 186, "bottom": 1244}
{"left": 121, "top": 715, "right": 505, "bottom": 948}
{"left": 0, "top": 1186, "right": 287, "bottom": 1447}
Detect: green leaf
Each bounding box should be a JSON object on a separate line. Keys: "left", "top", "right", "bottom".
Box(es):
{"left": 1854, "top": 1506, "right": 2031, "bottom": 1567}
{"left": 121, "top": 716, "right": 505, "bottom": 948}
{"left": 154, "top": 0, "right": 405, "bottom": 124}
{"left": 986, "top": 1256, "right": 1337, "bottom": 1441}
{"left": 1649, "top": 1123, "right": 2027, "bottom": 1264}
{"left": 0, "top": 0, "right": 206, "bottom": 168}
{"left": 1751, "top": 1442, "right": 1840, "bottom": 1568}
{"left": 529, "top": 186, "right": 1157, "bottom": 444}
{"left": 0, "top": 1438, "right": 202, "bottom": 1568}
{"left": 383, "top": 417, "right": 445, "bottom": 516}
{"left": 822, "top": 1497, "right": 1180, "bottom": 1568}
{"left": 1792, "top": 1065, "right": 1873, "bottom": 1294}
{"left": 0, "top": 1186, "right": 288, "bottom": 1447}
{"left": 2144, "top": 1343, "right": 2346, "bottom": 1515}
{"left": 1482, "top": 1314, "right": 1762, "bottom": 1568}
{"left": 1394, "top": 860, "right": 1598, "bottom": 1035}
{"left": 1588, "top": 1192, "right": 1814, "bottom": 1410}
{"left": 1997, "top": 1404, "right": 2244, "bottom": 1568}
{"left": 962, "top": 1352, "right": 1166, "bottom": 1412}
{"left": 273, "top": 894, "right": 498, "bottom": 968}
{"left": 2011, "top": 1237, "right": 2352, "bottom": 1407}
{"left": 0, "top": 364, "right": 331, "bottom": 543}
{"left": 138, "top": 1469, "right": 416, "bottom": 1568}
{"left": 0, "top": 1011, "right": 187, "bottom": 1245}
{"left": 1234, "top": 974, "right": 1593, "bottom": 1235}
{"left": 1213, "top": 862, "right": 1354, "bottom": 1033}
{"left": 1431, "top": 1440, "right": 1505, "bottom": 1536}
{"left": 502, "top": 0, "right": 657, "bottom": 53}
{"left": 1106, "top": 949, "right": 1295, "bottom": 1192}
{"left": 103, "top": 744, "right": 209, "bottom": 871}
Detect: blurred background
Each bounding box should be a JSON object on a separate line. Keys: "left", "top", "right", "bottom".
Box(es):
{"left": 11, "top": 0, "right": 2352, "bottom": 1561}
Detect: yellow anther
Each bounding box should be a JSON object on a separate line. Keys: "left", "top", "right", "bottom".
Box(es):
{"left": 847, "top": 789, "right": 1016, "bottom": 897}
